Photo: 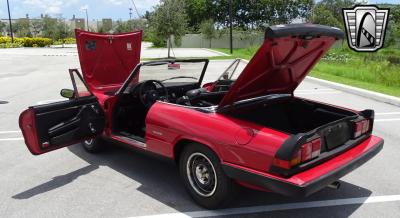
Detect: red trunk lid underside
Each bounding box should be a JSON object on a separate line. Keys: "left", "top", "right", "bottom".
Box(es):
{"left": 219, "top": 24, "right": 342, "bottom": 108}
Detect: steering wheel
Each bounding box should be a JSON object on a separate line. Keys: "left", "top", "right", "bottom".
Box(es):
{"left": 139, "top": 80, "right": 169, "bottom": 108}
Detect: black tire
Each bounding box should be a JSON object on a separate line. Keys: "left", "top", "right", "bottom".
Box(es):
{"left": 81, "top": 137, "right": 104, "bottom": 153}
{"left": 179, "top": 143, "right": 237, "bottom": 209}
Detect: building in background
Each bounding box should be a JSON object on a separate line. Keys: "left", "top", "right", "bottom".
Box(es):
{"left": 71, "top": 15, "right": 86, "bottom": 30}
{"left": 0, "top": 14, "right": 132, "bottom": 37}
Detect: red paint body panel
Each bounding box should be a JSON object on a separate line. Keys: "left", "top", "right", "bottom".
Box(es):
{"left": 19, "top": 108, "right": 41, "bottom": 154}
{"left": 223, "top": 135, "right": 382, "bottom": 186}
{"left": 146, "top": 102, "right": 290, "bottom": 172}
{"left": 75, "top": 30, "right": 142, "bottom": 91}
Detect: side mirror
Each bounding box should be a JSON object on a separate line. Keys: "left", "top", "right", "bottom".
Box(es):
{"left": 222, "top": 72, "right": 230, "bottom": 80}
{"left": 60, "top": 89, "right": 75, "bottom": 99}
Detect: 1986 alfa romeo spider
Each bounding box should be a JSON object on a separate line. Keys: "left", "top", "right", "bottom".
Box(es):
{"left": 19, "top": 24, "right": 383, "bottom": 208}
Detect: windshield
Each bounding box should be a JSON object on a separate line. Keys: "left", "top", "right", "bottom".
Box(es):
{"left": 218, "top": 59, "right": 248, "bottom": 81}
{"left": 118, "top": 59, "right": 208, "bottom": 94}
{"left": 139, "top": 61, "right": 207, "bottom": 83}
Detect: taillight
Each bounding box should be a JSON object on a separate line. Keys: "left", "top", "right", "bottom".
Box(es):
{"left": 311, "top": 138, "right": 322, "bottom": 158}
{"left": 290, "top": 150, "right": 301, "bottom": 166}
{"left": 300, "top": 138, "right": 321, "bottom": 162}
{"left": 273, "top": 137, "right": 322, "bottom": 169}
{"left": 354, "top": 119, "right": 370, "bottom": 138}
{"left": 301, "top": 142, "right": 312, "bottom": 162}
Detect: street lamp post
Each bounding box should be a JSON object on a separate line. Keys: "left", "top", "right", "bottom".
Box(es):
{"left": 84, "top": 9, "right": 89, "bottom": 31}
{"left": 229, "top": 0, "right": 233, "bottom": 54}
{"left": 6, "top": 0, "right": 14, "bottom": 43}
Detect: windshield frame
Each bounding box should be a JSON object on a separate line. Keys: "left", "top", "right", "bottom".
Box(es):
{"left": 116, "top": 58, "right": 209, "bottom": 95}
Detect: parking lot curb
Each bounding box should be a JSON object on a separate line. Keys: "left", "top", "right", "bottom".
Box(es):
{"left": 305, "top": 76, "right": 400, "bottom": 107}
{"left": 203, "top": 48, "right": 231, "bottom": 56}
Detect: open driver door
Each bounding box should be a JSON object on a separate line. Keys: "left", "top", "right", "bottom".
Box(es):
{"left": 19, "top": 69, "right": 105, "bottom": 155}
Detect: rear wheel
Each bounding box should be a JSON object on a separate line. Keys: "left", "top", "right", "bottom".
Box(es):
{"left": 82, "top": 137, "right": 104, "bottom": 153}
{"left": 179, "top": 143, "right": 236, "bottom": 209}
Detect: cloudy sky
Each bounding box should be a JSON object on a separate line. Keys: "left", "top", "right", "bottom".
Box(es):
{"left": 0, "top": 0, "right": 398, "bottom": 20}
{"left": 0, "top": 0, "right": 159, "bottom": 20}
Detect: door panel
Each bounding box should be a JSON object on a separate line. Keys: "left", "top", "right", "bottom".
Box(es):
{"left": 19, "top": 96, "right": 105, "bottom": 155}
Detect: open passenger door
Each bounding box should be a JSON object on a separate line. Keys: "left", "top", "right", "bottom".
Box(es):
{"left": 19, "top": 70, "right": 105, "bottom": 155}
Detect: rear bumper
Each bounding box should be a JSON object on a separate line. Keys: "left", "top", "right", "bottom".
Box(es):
{"left": 222, "top": 137, "right": 383, "bottom": 197}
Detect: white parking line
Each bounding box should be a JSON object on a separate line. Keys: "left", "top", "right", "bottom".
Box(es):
{"left": 375, "top": 118, "right": 400, "bottom": 122}
{"left": 133, "top": 195, "right": 400, "bottom": 218}
{"left": 0, "top": 130, "right": 21, "bottom": 134}
{"left": 296, "top": 91, "right": 341, "bottom": 95}
{"left": 36, "top": 99, "right": 65, "bottom": 105}
{"left": 296, "top": 88, "right": 334, "bottom": 92}
{"left": 0, "top": 138, "right": 24, "bottom": 141}
{"left": 376, "top": 112, "right": 400, "bottom": 115}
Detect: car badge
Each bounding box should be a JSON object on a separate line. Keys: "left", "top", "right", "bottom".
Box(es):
{"left": 342, "top": 5, "right": 389, "bottom": 52}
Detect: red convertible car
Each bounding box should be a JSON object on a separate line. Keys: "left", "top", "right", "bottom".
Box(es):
{"left": 19, "top": 24, "right": 383, "bottom": 209}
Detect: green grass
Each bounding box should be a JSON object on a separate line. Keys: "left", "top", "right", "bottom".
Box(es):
{"left": 141, "top": 47, "right": 400, "bottom": 97}
{"left": 211, "top": 47, "right": 400, "bottom": 97}
{"left": 310, "top": 69, "right": 400, "bottom": 97}
{"left": 213, "top": 47, "right": 257, "bottom": 60}
{"left": 140, "top": 56, "right": 234, "bottom": 61}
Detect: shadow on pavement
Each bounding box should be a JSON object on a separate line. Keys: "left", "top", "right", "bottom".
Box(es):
{"left": 13, "top": 142, "right": 372, "bottom": 217}
{"left": 12, "top": 165, "right": 99, "bottom": 199}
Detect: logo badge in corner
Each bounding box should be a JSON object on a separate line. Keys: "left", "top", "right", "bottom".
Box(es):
{"left": 342, "top": 5, "right": 389, "bottom": 52}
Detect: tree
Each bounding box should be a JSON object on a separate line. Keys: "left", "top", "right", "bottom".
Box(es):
{"left": 41, "top": 16, "right": 73, "bottom": 40}
{"left": 385, "top": 5, "right": 400, "bottom": 47}
{"left": 184, "top": 0, "right": 213, "bottom": 31}
{"left": 114, "top": 19, "right": 147, "bottom": 33}
{"left": 0, "top": 21, "right": 6, "bottom": 36}
{"left": 14, "top": 19, "right": 31, "bottom": 37}
{"left": 149, "top": 0, "right": 188, "bottom": 57}
{"left": 208, "top": 0, "right": 314, "bottom": 30}
{"left": 30, "top": 19, "right": 43, "bottom": 37}
{"left": 310, "top": 4, "right": 342, "bottom": 28}
{"left": 310, "top": 0, "right": 359, "bottom": 29}
{"left": 41, "top": 16, "right": 59, "bottom": 39}
{"left": 199, "top": 19, "right": 216, "bottom": 48}
{"left": 114, "top": 20, "right": 131, "bottom": 33}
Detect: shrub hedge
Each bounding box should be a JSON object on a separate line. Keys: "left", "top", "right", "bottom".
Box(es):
{"left": 53, "top": 38, "right": 77, "bottom": 45}
{"left": 0, "top": 37, "right": 53, "bottom": 47}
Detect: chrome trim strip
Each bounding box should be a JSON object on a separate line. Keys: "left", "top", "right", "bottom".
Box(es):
{"left": 113, "top": 135, "right": 147, "bottom": 148}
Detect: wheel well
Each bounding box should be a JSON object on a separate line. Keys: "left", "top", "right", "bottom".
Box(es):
{"left": 173, "top": 139, "right": 219, "bottom": 163}
{"left": 173, "top": 139, "right": 193, "bottom": 163}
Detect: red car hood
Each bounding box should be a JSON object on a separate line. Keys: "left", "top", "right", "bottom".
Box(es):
{"left": 75, "top": 29, "right": 142, "bottom": 91}
{"left": 218, "top": 24, "right": 344, "bottom": 109}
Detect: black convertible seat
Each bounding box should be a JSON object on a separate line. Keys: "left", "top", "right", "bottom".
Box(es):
{"left": 190, "top": 91, "right": 227, "bottom": 106}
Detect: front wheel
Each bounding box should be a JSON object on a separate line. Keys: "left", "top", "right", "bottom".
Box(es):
{"left": 179, "top": 143, "right": 237, "bottom": 209}
{"left": 81, "top": 137, "right": 104, "bottom": 153}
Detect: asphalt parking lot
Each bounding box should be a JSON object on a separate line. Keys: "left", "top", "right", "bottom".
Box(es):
{"left": 0, "top": 49, "right": 399, "bottom": 218}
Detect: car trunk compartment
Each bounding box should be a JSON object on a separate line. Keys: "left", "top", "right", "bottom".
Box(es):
{"left": 225, "top": 96, "right": 368, "bottom": 177}
{"left": 227, "top": 96, "right": 357, "bottom": 135}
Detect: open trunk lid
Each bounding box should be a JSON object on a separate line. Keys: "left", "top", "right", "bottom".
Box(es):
{"left": 218, "top": 24, "right": 344, "bottom": 109}
{"left": 75, "top": 29, "right": 142, "bottom": 91}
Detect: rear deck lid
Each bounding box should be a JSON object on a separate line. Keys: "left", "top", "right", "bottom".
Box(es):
{"left": 218, "top": 24, "right": 344, "bottom": 109}
{"left": 75, "top": 29, "right": 142, "bottom": 91}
